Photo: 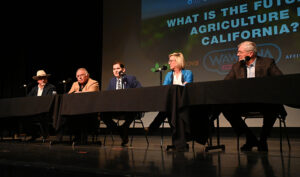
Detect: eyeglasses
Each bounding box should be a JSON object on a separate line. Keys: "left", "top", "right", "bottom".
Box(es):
{"left": 237, "top": 50, "right": 252, "bottom": 54}
{"left": 76, "top": 74, "right": 87, "bottom": 78}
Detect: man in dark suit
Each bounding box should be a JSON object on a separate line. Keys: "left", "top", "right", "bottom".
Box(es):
{"left": 102, "top": 61, "right": 142, "bottom": 146}
{"left": 26, "top": 70, "right": 56, "bottom": 141}
{"left": 223, "top": 41, "right": 285, "bottom": 152}
{"left": 107, "top": 62, "right": 141, "bottom": 90}
{"left": 27, "top": 70, "right": 56, "bottom": 96}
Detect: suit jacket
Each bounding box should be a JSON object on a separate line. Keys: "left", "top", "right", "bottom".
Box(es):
{"left": 163, "top": 69, "right": 193, "bottom": 85}
{"left": 68, "top": 78, "right": 99, "bottom": 93}
{"left": 108, "top": 75, "right": 141, "bottom": 90}
{"left": 225, "top": 56, "right": 283, "bottom": 80}
{"left": 27, "top": 83, "right": 56, "bottom": 96}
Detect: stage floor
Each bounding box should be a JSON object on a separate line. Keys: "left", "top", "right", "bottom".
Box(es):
{"left": 1, "top": 136, "right": 300, "bottom": 177}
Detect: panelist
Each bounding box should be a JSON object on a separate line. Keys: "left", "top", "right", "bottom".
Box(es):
{"left": 25, "top": 70, "right": 56, "bottom": 141}
{"left": 223, "top": 41, "right": 285, "bottom": 152}
{"left": 146, "top": 52, "right": 195, "bottom": 151}
{"left": 101, "top": 61, "right": 142, "bottom": 146}
{"left": 68, "top": 68, "right": 99, "bottom": 93}
{"left": 67, "top": 68, "right": 100, "bottom": 144}
{"left": 146, "top": 52, "right": 193, "bottom": 131}
{"left": 28, "top": 70, "right": 56, "bottom": 96}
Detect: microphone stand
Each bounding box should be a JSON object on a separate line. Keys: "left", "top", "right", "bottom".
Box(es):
{"left": 62, "top": 80, "right": 67, "bottom": 93}
{"left": 20, "top": 84, "right": 28, "bottom": 96}
{"left": 157, "top": 65, "right": 167, "bottom": 86}
{"left": 61, "top": 78, "right": 72, "bottom": 93}
{"left": 121, "top": 76, "right": 124, "bottom": 89}
{"left": 159, "top": 71, "right": 163, "bottom": 86}
{"left": 157, "top": 68, "right": 166, "bottom": 86}
{"left": 154, "top": 65, "right": 167, "bottom": 86}
{"left": 24, "top": 85, "right": 28, "bottom": 96}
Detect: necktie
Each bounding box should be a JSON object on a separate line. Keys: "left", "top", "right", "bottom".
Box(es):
{"left": 117, "top": 78, "right": 122, "bottom": 90}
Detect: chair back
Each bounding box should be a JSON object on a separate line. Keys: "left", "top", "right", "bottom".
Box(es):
{"left": 135, "top": 112, "right": 145, "bottom": 119}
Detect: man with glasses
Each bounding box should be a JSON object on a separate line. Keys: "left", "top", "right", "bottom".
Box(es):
{"left": 68, "top": 68, "right": 99, "bottom": 93}
{"left": 223, "top": 41, "right": 285, "bottom": 152}
{"left": 66, "top": 68, "right": 100, "bottom": 144}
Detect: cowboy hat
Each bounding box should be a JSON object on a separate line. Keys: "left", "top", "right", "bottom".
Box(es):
{"left": 32, "top": 70, "right": 51, "bottom": 80}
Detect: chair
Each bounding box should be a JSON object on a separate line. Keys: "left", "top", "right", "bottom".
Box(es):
{"left": 130, "top": 112, "right": 149, "bottom": 146}
{"left": 67, "top": 113, "right": 100, "bottom": 145}
{"left": 237, "top": 111, "right": 291, "bottom": 152}
{"left": 161, "top": 113, "right": 217, "bottom": 150}
{"left": 97, "top": 119, "right": 114, "bottom": 146}
{"left": 0, "top": 119, "right": 22, "bottom": 142}
{"left": 205, "top": 112, "right": 225, "bottom": 152}
{"left": 20, "top": 114, "right": 50, "bottom": 143}
{"left": 160, "top": 118, "right": 170, "bottom": 148}
{"left": 160, "top": 118, "right": 200, "bottom": 150}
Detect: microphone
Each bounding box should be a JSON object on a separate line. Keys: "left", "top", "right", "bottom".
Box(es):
{"left": 20, "top": 82, "right": 34, "bottom": 88}
{"left": 119, "top": 71, "right": 126, "bottom": 77}
{"left": 155, "top": 65, "right": 168, "bottom": 72}
{"left": 60, "top": 78, "right": 72, "bottom": 84}
{"left": 240, "top": 56, "right": 251, "bottom": 65}
{"left": 21, "top": 84, "right": 27, "bottom": 88}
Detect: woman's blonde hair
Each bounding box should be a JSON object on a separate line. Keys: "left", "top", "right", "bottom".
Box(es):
{"left": 169, "top": 52, "right": 185, "bottom": 69}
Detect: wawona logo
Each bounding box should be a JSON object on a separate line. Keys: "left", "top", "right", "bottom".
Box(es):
{"left": 202, "top": 43, "right": 282, "bottom": 75}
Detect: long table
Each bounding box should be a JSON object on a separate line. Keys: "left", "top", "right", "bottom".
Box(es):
{"left": 182, "top": 74, "right": 300, "bottom": 107}
{"left": 1, "top": 74, "right": 300, "bottom": 149}
{"left": 55, "top": 85, "right": 185, "bottom": 147}
{"left": 0, "top": 95, "right": 57, "bottom": 140}
{"left": 181, "top": 73, "right": 300, "bottom": 151}
{"left": 0, "top": 95, "right": 56, "bottom": 118}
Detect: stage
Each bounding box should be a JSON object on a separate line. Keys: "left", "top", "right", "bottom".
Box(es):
{"left": 1, "top": 74, "right": 300, "bottom": 176}
{"left": 0, "top": 135, "right": 299, "bottom": 177}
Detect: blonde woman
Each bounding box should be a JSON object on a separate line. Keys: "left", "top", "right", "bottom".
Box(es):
{"left": 163, "top": 52, "right": 193, "bottom": 85}
{"left": 146, "top": 52, "right": 193, "bottom": 150}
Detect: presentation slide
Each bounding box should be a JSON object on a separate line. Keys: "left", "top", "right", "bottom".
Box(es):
{"left": 141, "top": 0, "right": 300, "bottom": 82}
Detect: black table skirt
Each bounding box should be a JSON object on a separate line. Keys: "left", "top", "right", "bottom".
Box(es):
{"left": 182, "top": 74, "right": 300, "bottom": 107}
{"left": 0, "top": 95, "right": 56, "bottom": 118}
{"left": 1, "top": 74, "right": 300, "bottom": 148}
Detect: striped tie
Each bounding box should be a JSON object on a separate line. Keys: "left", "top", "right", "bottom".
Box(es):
{"left": 117, "top": 78, "right": 122, "bottom": 90}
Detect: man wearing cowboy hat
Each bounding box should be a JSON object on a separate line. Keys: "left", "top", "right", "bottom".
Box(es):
{"left": 24, "top": 70, "right": 56, "bottom": 142}
{"left": 27, "top": 70, "right": 56, "bottom": 96}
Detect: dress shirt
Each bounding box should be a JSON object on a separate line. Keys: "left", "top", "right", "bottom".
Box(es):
{"left": 173, "top": 72, "right": 183, "bottom": 85}
{"left": 37, "top": 87, "right": 43, "bottom": 96}
{"left": 247, "top": 59, "right": 256, "bottom": 78}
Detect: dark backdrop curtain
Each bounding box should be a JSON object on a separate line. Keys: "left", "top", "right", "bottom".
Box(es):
{"left": 1, "top": 1, "right": 103, "bottom": 98}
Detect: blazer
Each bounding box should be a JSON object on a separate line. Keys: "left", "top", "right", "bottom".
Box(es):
{"left": 108, "top": 75, "right": 141, "bottom": 90}
{"left": 68, "top": 78, "right": 99, "bottom": 93}
{"left": 27, "top": 83, "right": 56, "bottom": 96}
{"left": 163, "top": 69, "right": 193, "bottom": 85}
{"left": 225, "top": 56, "right": 283, "bottom": 80}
